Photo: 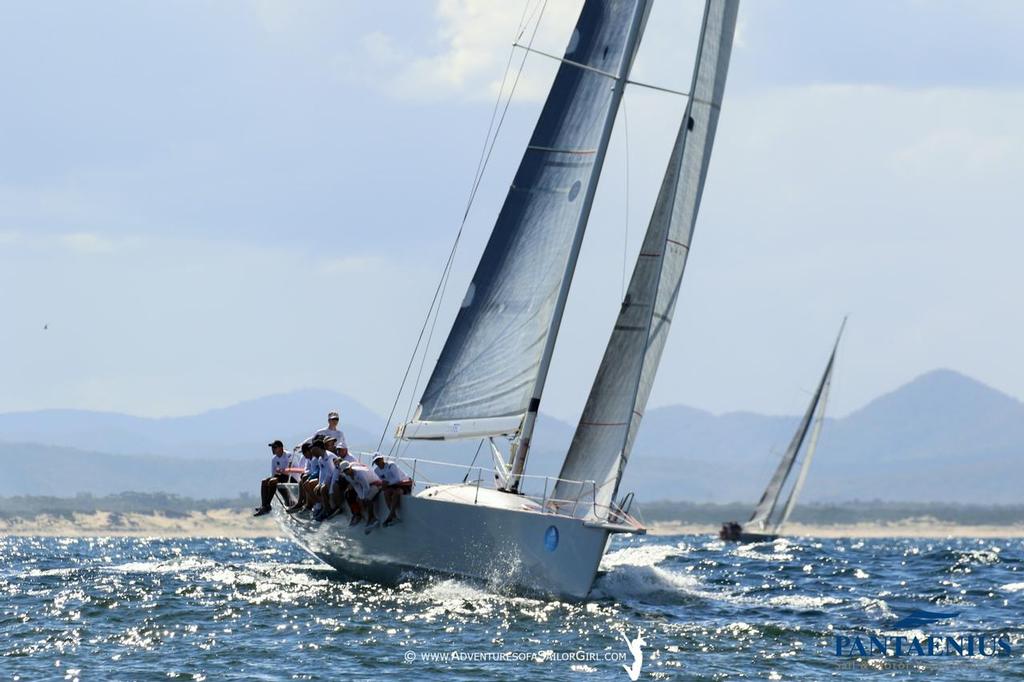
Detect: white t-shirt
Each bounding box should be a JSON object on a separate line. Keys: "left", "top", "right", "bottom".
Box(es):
{"left": 318, "top": 452, "right": 337, "bottom": 487}
{"left": 270, "top": 453, "right": 290, "bottom": 476}
{"left": 305, "top": 427, "right": 348, "bottom": 450}
{"left": 343, "top": 463, "right": 380, "bottom": 500}
{"left": 374, "top": 462, "right": 407, "bottom": 486}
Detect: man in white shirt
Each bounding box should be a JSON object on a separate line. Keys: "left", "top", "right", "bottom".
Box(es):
{"left": 338, "top": 460, "right": 382, "bottom": 531}
{"left": 292, "top": 441, "right": 324, "bottom": 513}
{"left": 304, "top": 411, "right": 349, "bottom": 457}
{"left": 325, "top": 436, "right": 357, "bottom": 515}
{"left": 307, "top": 437, "right": 337, "bottom": 520}
{"left": 372, "top": 453, "right": 412, "bottom": 527}
{"left": 255, "top": 440, "right": 290, "bottom": 516}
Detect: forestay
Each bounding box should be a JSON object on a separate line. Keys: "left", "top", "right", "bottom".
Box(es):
{"left": 554, "top": 0, "right": 739, "bottom": 517}
{"left": 399, "top": 0, "right": 652, "bottom": 442}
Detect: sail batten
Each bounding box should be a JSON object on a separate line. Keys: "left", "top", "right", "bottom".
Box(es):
{"left": 402, "top": 0, "right": 652, "bottom": 443}
{"left": 554, "top": 0, "right": 740, "bottom": 516}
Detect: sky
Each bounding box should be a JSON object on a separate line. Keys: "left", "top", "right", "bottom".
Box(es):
{"left": 1, "top": 0, "right": 1022, "bottom": 423}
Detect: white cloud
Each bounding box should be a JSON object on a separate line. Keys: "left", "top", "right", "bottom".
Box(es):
{"left": 58, "top": 232, "right": 121, "bottom": 254}
{"left": 0, "top": 229, "right": 138, "bottom": 254}
{"left": 349, "top": 0, "right": 582, "bottom": 101}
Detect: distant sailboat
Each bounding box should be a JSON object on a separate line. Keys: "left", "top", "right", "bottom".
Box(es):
{"left": 275, "top": 0, "right": 740, "bottom": 598}
{"left": 720, "top": 319, "right": 845, "bottom": 543}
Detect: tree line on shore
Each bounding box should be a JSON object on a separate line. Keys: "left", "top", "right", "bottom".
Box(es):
{"left": 3, "top": 493, "right": 1024, "bottom": 526}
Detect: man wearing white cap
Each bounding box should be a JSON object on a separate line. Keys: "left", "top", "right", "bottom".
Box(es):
{"left": 372, "top": 454, "right": 412, "bottom": 527}
{"left": 304, "top": 411, "right": 349, "bottom": 457}
{"left": 338, "top": 460, "right": 382, "bottom": 532}
{"left": 326, "top": 437, "right": 356, "bottom": 515}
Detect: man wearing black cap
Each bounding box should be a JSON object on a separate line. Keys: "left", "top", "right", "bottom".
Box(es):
{"left": 254, "top": 440, "right": 291, "bottom": 516}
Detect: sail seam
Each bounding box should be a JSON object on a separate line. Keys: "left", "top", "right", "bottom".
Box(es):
{"left": 527, "top": 145, "right": 598, "bottom": 154}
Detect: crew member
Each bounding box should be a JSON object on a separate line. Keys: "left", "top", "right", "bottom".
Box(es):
{"left": 339, "top": 460, "right": 382, "bottom": 531}
{"left": 254, "top": 440, "right": 290, "bottom": 516}
{"left": 372, "top": 453, "right": 412, "bottom": 526}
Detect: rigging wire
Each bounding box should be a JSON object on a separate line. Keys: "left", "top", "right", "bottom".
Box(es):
{"left": 462, "top": 439, "right": 486, "bottom": 483}
{"left": 395, "top": 0, "right": 550, "bottom": 462}
{"left": 377, "top": 0, "right": 550, "bottom": 455}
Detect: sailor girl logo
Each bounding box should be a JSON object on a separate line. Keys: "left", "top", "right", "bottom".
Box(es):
{"left": 620, "top": 629, "right": 646, "bottom": 680}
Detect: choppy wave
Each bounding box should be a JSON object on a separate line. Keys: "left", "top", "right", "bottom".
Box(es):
{"left": 2, "top": 535, "right": 1023, "bottom": 680}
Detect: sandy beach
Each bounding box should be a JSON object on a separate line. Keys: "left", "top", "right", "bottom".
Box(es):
{"left": 3, "top": 511, "right": 1024, "bottom": 538}
{"left": 0, "top": 510, "right": 282, "bottom": 538}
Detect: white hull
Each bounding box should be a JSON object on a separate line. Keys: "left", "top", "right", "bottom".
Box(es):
{"left": 273, "top": 484, "right": 621, "bottom": 599}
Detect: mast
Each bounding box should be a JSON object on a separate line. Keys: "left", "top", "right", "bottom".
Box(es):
{"left": 773, "top": 318, "right": 845, "bottom": 533}
{"left": 506, "top": 3, "right": 653, "bottom": 491}
{"left": 554, "top": 0, "right": 740, "bottom": 516}
{"left": 398, "top": 0, "right": 653, "bottom": 459}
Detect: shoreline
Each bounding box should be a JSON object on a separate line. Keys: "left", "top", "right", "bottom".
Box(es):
{"left": 0, "top": 510, "right": 282, "bottom": 538}
{"left": 3, "top": 510, "right": 1024, "bottom": 539}
{"left": 648, "top": 520, "right": 1024, "bottom": 539}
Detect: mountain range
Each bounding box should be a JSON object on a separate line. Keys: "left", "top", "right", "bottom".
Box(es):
{"left": 1, "top": 369, "right": 1020, "bottom": 504}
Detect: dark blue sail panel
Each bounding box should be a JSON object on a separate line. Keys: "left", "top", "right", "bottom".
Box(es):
{"left": 404, "top": 0, "right": 651, "bottom": 439}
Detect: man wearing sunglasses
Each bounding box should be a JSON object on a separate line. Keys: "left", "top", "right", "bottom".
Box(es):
{"left": 304, "top": 410, "right": 349, "bottom": 458}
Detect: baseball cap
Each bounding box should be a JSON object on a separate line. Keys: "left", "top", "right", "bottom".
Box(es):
{"left": 328, "top": 411, "right": 340, "bottom": 420}
{"left": 267, "top": 440, "right": 284, "bottom": 448}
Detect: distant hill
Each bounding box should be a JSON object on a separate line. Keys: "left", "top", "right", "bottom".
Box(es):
{"left": 0, "top": 389, "right": 383, "bottom": 459}
{"left": 0, "top": 442, "right": 265, "bottom": 499}
{"left": 621, "top": 369, "right": 1024, "bottom": 504}
{"left": 1, "top": 369, "right": 1021, "bottom": 504}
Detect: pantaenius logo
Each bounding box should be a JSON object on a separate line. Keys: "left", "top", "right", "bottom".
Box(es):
{"left": 833, "top": 608, "right": 1012, "bottom": 658}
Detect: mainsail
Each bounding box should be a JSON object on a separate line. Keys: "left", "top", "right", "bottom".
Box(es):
{"left": 554, "top": 0, "right": 740, "bottom": 517}
{"left": 399, "top": 0, "right": 653, "bottom": 443}
{"left": 748, "top": 320, "right": 845, "bottom": 532}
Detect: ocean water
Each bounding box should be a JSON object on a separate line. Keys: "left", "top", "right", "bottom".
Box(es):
{"left": 2, "top": 534, "right": 1023, "bottom": 681}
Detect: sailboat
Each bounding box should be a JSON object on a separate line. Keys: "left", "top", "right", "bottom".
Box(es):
{"left": 274, "top": 0, "right": 740, "bottom": 598}
{"left": 720, "top": 319, "right": 846, "bottom": 543}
